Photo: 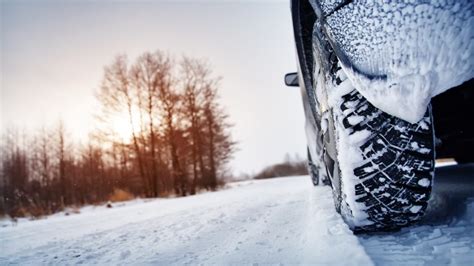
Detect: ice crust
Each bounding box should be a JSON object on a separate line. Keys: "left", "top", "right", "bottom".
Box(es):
{"left": 322, "top": 1, "right": 474, "bottom": 123}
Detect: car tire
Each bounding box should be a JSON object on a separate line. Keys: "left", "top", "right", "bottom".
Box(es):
{"left": 305, "top": 10, "right": 436, "bottom": 231}
{"left": 321, "top": 70, "right": 436, "bottom": 232}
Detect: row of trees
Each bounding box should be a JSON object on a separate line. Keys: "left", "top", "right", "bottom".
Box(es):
{"left": 253, "top": 154, "right": 308, "bottom": 180}
{"left": 0, "top": 51, "right": 236, "bottom": 218}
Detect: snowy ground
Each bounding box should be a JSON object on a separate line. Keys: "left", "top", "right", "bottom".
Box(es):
{"left": 1, "top": 164, "right": 473, "bottom": 265}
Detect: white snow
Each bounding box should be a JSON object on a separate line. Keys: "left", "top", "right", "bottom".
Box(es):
{"left": 418, "top": 178, "right": 431, "bottom": 187}
{"left": 323, "top": 1, "right": 474, "bottom": 123}
{"left": 410, "top": 205, "right": 423, "bottom": 214}
{"left": 360, "top": 163, "right": 474, "bottom": 265}
{"left": 410, "top": 142, "right": 429, "bottom": 153}
{"left": 1, "top": 171, "right": 473, "bottom": 265}
{"left": 347, "top": 115, "right": 364, "bottom": 126}
{"left": 0, "top": 177, "right": 372, "bottom": 265}
{"left": 330, "top": 76, "right": 374, "bottom": 228}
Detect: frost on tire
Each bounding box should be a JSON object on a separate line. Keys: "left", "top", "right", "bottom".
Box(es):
{"left": 307, "top": 147, "right": 319, "bottom": 186}
{"left": 332, "top": 87, "right": 436, "bottom": 232}
{"left": 307, "top": 147, "right": 330, "bottom": 186}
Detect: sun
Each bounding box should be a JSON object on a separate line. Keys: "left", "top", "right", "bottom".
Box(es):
{"left": 109, "top": 109, "right": 141, "bottom": 143}
{"left": 111, "top": 115, "right": 133, "bottom": 141}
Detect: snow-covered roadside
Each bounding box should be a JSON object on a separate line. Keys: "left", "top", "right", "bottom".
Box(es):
{"left": 0, "top": 179, "right": 257, "bottom": 228}
{"left": 1, "top": 165, "right": 473, "bottom": 265}
{"left": 0, "top": 199, "right": 154, "bottom": 228}
{"left": 0, "top": 176, "right": 371, "bottom": 265}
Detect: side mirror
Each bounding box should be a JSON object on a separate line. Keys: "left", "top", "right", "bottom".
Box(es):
{"left": 284, "top": 72, "right": 299, "bottom": 87}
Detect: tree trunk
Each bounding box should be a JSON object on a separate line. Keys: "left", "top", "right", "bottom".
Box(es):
{"left": 207, "top": 113, "right": 217, "bottom": 190}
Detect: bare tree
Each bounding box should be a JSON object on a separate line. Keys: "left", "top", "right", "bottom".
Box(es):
{"left": 0, "top": 128, "right": 30, "bottom": 216}
{"left": 130, "top": 51, "right": 172, "bottom": 197}
{"left": 157, "top": 70, "right": 187, "bottom": 196}
{"left": 202, "top": 82, "right": 236, "bottom": 190}
{"left": 97, "top": 55, "right": 149, "bottom": 196}
{"left": 56, "top": 121, "right": 67, "bottom": 206}
{"left": 30, "top": 127, "right": 53, "bottom": 212}
{"left": 180, "top": 57, "right": 208, "bottom": 194}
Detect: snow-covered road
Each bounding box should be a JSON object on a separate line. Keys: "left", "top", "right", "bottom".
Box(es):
{"left": 1, "top": 164, "right": 473, "bottom": 265}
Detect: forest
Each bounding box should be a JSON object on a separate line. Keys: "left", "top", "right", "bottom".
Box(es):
{"left": 0, "top": 51, "right": 236, "bottom": 218}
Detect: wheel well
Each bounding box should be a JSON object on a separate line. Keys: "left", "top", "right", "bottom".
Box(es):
{"left": 298, "top": 1, "right": 316, "bottom": 84}
{"left": 432, "top": 78, "right": 474, "bottom": 160}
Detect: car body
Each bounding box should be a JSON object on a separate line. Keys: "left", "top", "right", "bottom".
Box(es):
{"left": 289, "top": 0, "right": 474, "bottom": 167}
{"left": 286, "top": 0, "right": 474, "bottom": 231}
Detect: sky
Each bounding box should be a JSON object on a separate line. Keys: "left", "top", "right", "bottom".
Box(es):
{"left": 0, "top": 0, "right": 307, "bottom": 176}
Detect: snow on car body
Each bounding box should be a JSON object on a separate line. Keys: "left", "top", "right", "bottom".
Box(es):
{"left": 287, "top": 0, "right": 474, "bottom": 232}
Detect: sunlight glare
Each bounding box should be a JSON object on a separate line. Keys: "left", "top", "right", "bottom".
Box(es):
{"left": 110, "top": 110, "right": 141, "bottom": 143}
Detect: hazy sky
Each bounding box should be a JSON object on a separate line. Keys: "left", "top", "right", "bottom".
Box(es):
{"left": 1, "top": 0, "right": 307, "bottom": 175}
